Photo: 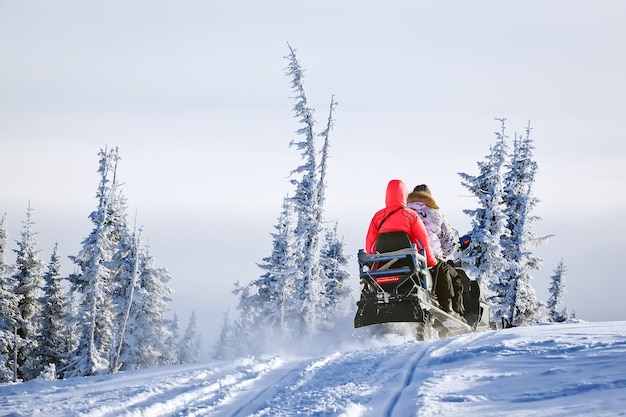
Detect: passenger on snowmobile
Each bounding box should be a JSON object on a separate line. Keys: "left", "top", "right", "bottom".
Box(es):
{"left": 365, "top": 179, "right": 437, "bottom": 265}
{"left": 407, "top": 184, "right": 464, "bottom": 315}
{"left": 407, "top": 184, "right": 458, "bottom": 260}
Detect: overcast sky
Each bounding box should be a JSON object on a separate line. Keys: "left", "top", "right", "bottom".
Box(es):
{"left": 2, "top": 1, "right": 625, "bottom": 347}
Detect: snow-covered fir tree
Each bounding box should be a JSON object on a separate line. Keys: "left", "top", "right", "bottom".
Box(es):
{"left": 232, "top": 197, "right": 299, "bottom": 353}
{"left": 316, "top": 97, "right": 351, "bottom": 320}
{"left": 459, "top": 119, "right": 550, "bottom": 328}
{"left": 213, "top": 308, "right": 236, "bottom": 360}
{"left": 114, "top": 233, "right": 174, "bottom": 371}
{"left": 132, "top": 240, "right": 175, "bottom": 368}
{"left": 110, "top": 223, "right": 140, "bottom": 373}
{"left": 501, "top": 123, "right": 549, "bottom": 326}
{"left": 37, "top": 243, "right": 70, "bottom": 378}
{"left": 547, "top": 259, "right": 568, "bottom": 323}
{"left": 320, "top": 222, "right": 352, "bottom": 318}
{"left": 65, "top": 147, "right": 175, "bottom": 377}
{"left": 178, "top": 311, "right": 201, "bottom": 364}
{"left": 105, "top": 165, "right": 139, "bottom": 372}
{"left": 224, "top": 45, "right": 350, "bottom": 356}
{"left": 12, "top": 204, "right": 46, "bottom": 380}
{"left": 65, "top": 147, "right": 122, "bottom": 377}
{"left": 285, "top": 43, "right": 326, "bottom": 335}
{"left": 458, "top": 119, "right": 511, "bottom": 327}
{"left": 229, "top": 284, "right": 257, "bottom": 356}
{"left": 165, "top": 312, "right": 180, "bottom": 365}
{"left": 61, "top": 287, "right": 81, "bottom": 378}
{"left": 0, "top": 214, "right": 13, "bottom": 279}
{"left": 0, "top": 214, "right": 19, "bottom": 382}
{"left": 316, "top": 95, "right": 338, "bottom": 213}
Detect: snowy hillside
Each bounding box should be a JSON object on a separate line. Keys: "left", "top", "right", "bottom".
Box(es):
{"left": 2, "top": 321, "right": 625, "bottom": 417}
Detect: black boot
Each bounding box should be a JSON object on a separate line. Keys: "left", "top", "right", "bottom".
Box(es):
{"left": 452, "top": 292, "right": 465, "bottom": 315}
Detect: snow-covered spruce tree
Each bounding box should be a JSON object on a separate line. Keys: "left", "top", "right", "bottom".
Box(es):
{"left": 227, "top": 46, "right": 348, "bottom": 355}
{"left": 269, "top": 200, "right": 300, "bottom": 339}
{"left": 547, "top": 259, "right": 568, "bottom": 323}
{"left": 65, "top": 147, "right": 120, "bottom": 377}
{"left": 317, "top": 97, "right": 351, "bottom": 319}
{"left": 316, "top": 95, "right": 338, "bottom": 214}
{"left": 232, "top": 197, "right": 300, "bottom": 353}
{"left": 133, "top": 241, "right": 175, "bottom": 368}
{"left": 321, "top": 222, "right": 352, "bottom": 318}
{"left": 109, "top": 223, "right": 140, "bottom": 373}
{"left": 458, "top": 119, "right": 511, "bottom": 327}
{"left": 165, "top": 312, "right": 180, "bottom": 365}
{"left": 115, "top": 234, "right": 174, "bottom": 371}
{"left": 213, "top": 308, "right": 231, "bottom": 360}
{"left": 0, "top": 214, "right": 13, "bottom": 279}
{"left": 104, "top": 157, "right": 139, "bottom": 372}
{"left": 285, "top": 43, "right": 326, "bottom": 335}
{"left": 0, "top": 214, "right": 19, "bottom": 382}
{"left": 212, "top": 307, "right": 239, "bottom": 360}
{"left": 61, "top": 286, "right": 81, "bottom": 377}
{"left": 228, "top": 284, "right": 255, "bottom": 356}
{"left": 178, "top": 311, "right": 201, "bottom": 364}
{"left": 37, "top": 243, "right": 70, "bottom": 377}
{"left": 501, "top": 123, "right": 550, "bottom": 326}
{"left": 12, "top": 204, "right": 46, "bottom": 381}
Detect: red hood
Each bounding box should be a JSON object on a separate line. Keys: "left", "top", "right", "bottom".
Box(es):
{"left": 385, "top": 179, "right": 408, "bottom": 209}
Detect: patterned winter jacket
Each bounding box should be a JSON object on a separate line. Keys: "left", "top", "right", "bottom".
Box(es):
{"left": 365, "top": 180, "right": 437, "bottom": 267}
{"left": 406, "top": 191, "right": 458, "bottom": 260}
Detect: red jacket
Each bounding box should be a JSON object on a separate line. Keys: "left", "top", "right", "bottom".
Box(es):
{"left": 365, "top": 179, "right": 437, "bottom": 267}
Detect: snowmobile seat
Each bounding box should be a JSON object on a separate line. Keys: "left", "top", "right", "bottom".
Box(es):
{"left": 374, "top": 232, "right": 414, "bottom": 269}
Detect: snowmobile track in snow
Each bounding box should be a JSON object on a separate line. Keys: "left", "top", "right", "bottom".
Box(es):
{"left": 4, "top": 323, "right": 626, "bottom": 416}
{"left": 383, "top": 348, "right": 428, "bottom": 417}
{"left": 74, "top": 357, "right": 288, "bottom": 417}
{"left": 221, "top": 359, "right": 314, "bottom": 417}
{"left": 381, "top": 336, "right": 459, "bottom": 417}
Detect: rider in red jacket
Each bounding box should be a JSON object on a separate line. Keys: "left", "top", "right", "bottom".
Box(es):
{"left": 365, "top": 179, "right": 437, "bottom": 268}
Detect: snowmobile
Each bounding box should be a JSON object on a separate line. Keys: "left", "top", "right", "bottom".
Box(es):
{"left": 354, "top": 232, "right": 490, "bottom": 340}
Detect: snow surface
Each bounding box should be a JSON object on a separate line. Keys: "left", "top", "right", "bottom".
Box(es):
{"left": 2, "top": 321, "right": 625, "bottom": 417}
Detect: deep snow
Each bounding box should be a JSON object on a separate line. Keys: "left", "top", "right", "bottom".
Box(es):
{"left": 2, "top": 321, "right": 625, "bottom": 417}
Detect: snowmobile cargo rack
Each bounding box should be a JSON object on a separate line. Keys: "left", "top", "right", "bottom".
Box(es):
{"left": 357, "top": 247, "right": 429, "bottom": 288}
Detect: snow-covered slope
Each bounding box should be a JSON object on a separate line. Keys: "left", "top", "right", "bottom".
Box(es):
{"left": 2, "top": 321, "right": 625, "bottom": 417}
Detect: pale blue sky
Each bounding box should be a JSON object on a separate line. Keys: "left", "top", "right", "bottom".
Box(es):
{"left": 1, "top": 1, "right": 625, "bottom": 343}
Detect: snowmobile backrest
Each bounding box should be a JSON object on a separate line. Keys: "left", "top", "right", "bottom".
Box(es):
{"left": 359, "top": 232, "right": 429, "bottom": 269}
{"left": 374, "top": 232, "right": 415, "bottom": 271}
{"left": 374, "top": 231, "right": 412, "bottom": 253}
